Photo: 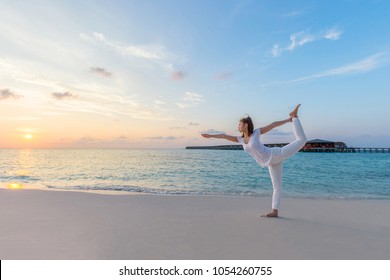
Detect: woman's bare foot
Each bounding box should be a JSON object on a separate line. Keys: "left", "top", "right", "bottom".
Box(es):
{"left": 261, "top": 209, "right": 278, "bottom": 218}
{"left": 289, "top": 104, "right": 301, "bottom": 119}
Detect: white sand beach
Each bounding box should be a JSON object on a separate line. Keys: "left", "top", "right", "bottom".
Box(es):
{"left": 0, "top": 188, "right": 389, "bottom": 260}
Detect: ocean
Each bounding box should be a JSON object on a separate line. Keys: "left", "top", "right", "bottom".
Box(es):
{"left": 1, "top": 149, "right": 389, "bottom": 199}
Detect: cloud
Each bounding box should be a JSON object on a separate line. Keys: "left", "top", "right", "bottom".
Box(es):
{"left": 154, "top": 100, "right": 166, "bottom": 105}
{"left": 287, "top": 52, "right": 386, "bottom": 83}
{"left": 271, "top": 44, "right": 283, "bottom": 57}
{"left": 146, "top": 136, "right": 177, "bottom": 141}
{"left": 51, "top": 97, "right": 173, "bottom": 121}
{"left": 122, "top": 44, "right": 166, "bottom": 60}
{"left": 1, "top": 59, "right": 64, "bottom": 90}
{"left": 78, "top": 135, "right": 98, "bottom": 143}
{"left": 0, "top": 89, "right": 23, "bottom": 100}
{"left": 286, "top": 31, "right": 315, "bottom": 51}
{"left": 81, "top": 32, "right": 187, "bottom": 80}
{"left": 270, "top": 28, "right": 343, "bottom": 57}
{"left": 171, "top": 70, "right": 187, "bottom": 80}
{"left": 265, "top": 129, "right": 293, "bottom": 136}
{"left": 63, "top": 135, "right": 134, "bottom": 147}
{"left": 189, "top": 122, "right": 199, "bottom": 126}
{"left": 108, "top": 135, "right": 130, "bottom": 144}
{"left": 201, "top": 129, "right": 226, "bottom": 135}
{"left": 176, "top": 92, "right": 205, "bottom": 109}
{"left": 323, "top": 29, "right": 342, "bottom": 40}
{"left": 153, "top": 100, "right": 166, "bottom": 109}
{"left": 170, "top": 126, "right": 187, "bottom": 130}
{"left": 81, "top": 32, "right": 168, "bottom": 61}
{"left": 262, "top": 53, "right": 386, "bottom": 87}
{"left": 281, "top": 10, "right": 305, "bottom": 18}
{"left": 214, "top": 72, "right": 233, "bottom": 80}
{"left": 93, "top": 32, "right": 105, "bottom": 42}
{"left": 90, "top": 67, "right": 113, "bottom": 77}
{"left": 52, "top": 92, "right": 77, "bottom": 100}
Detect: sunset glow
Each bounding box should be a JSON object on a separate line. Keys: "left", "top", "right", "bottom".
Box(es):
{"left": 7, "top": 183, "right": 24, "bottom": 190}
{"left": 1, "top": 1, "right": 390, "bottom": 148}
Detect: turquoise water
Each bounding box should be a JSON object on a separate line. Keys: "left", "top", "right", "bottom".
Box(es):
{"left": 0, "top": 149, "right": 389, "bottom": 199}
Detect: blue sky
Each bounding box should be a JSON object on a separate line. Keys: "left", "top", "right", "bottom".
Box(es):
{"left": 0, "top": 0, "right": 389, "bottom": 148}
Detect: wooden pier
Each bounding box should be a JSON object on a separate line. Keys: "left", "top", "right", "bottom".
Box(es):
{"left": 186, "top": 145, "right": 243, "bottom": 150}
{"left": 302, "top": 147, "right": 390, "bottom": 153}
{"left": 351, "top": 147, "right": 390, "bottom": 153}
{"left": 308, "top": 147, "right": 390, "bottom": 153}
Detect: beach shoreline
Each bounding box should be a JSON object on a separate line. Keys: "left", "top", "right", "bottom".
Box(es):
{"left": 1, "top": 188, "right": 389, "bottom": 260}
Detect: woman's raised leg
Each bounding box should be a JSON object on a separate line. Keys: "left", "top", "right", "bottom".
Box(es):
{"left": 279, "top": 117, "right": 307, "bottom": 160}
{"left": 275, "top": 105, "right": 307, "bottom": 161}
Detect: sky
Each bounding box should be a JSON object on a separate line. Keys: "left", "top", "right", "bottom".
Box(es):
{"left": 1, "top": 0, "right": 390, "bottom": 148}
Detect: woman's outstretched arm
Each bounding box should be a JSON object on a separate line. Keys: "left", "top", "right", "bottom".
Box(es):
{"left": 201, "top": 133, "right": 239, "bottom": 143}
{"left": 260, "top": 118, "right": 292, "bottom": 135}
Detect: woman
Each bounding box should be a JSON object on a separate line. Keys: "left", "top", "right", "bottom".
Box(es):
{"left": 201, "top": 104, "right": 307, "bottom": 217}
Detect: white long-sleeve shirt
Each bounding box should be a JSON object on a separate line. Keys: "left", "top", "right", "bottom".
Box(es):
{"left": 237, "top": 128, "right": 275, "bottom": 168}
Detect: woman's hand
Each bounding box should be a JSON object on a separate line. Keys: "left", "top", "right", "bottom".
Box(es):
{"left": 201, "top": 133, "right": 212, "bottom": 138}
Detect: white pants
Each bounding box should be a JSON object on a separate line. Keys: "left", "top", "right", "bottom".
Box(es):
{"left": 268, "top": 118, "right": 307, "bottom": 210}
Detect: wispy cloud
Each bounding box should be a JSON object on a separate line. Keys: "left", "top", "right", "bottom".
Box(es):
{"left": 81, "top": 32, "right": 186, "bottom": 80}
{"left": 154, "top": 100, "right": 166, "bottom": 105}
{"left": 0, "top": 89, "right": 23, "bottom": 100}
{"left": 264, "top": 53, "right": 387, "bottom": 86}
{"left": 0, "top": 58, "right": 65, "bottom": 92}
{"left": 59, "top": 135, "right": 134, "bottom": 148}
{"left": 323, "top": 29, "right": 342, "bottom": 40}
{"left": 281, "top": 10, "right": 305, "bottom": 18}
{"left": 169, "top": 126, "right": 187, "bottom": 130}
{"left": 270, "top": 28, "right": 343, "bottom": 57}
{"left": 265, "top": 129, "right": 293, "bottom": 136}
{"left": 201, "top": 129, "right": 226, "bottom": 134}
{"left": 286, "top": 31, "right": 316, "bottom": 51}
{"left": 52, "top": 98, "right": 173, "bottom": 121}
{"left": 176, "top": 92, "right": 205, "bottom": 109}
{"left": 0, "top": 116, "right": 41, "bottom": 121}
{"left": 189, "top": 122, "right": 199, "bottom": 126}
{"left": 52, "top": 92, "right": 77, "bottom": 100}
{"left": 77, "top": 135, "right": 98, "bottom": 143}
{"left": 214, "top": 72, "right": 233, "bottom": 80}
{"left": 90, "top": 67, "right": 113, "bottom": 78}
{"left": 146, "top": 136, "right": 178, "bottom": 141}
{"left": 171, "top": 70, "right": 187, "bottom": 80}
{"left": 81, "top": 32, "right": 168, "bottom": 61}
{"left": 288, "top": 52, "right": 386, "bottom": 83}
{"left": 153, "top": 99, "right": 167, "bottom": 109}
{"left": 1, "top": 57, "right": 175, "bottom": 122}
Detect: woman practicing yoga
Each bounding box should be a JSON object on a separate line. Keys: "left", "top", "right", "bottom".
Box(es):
{"left": 201, "top": 104, "right": 307, "bottom": 217}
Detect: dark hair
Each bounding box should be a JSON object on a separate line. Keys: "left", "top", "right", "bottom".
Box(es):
{"left": 240, "top": 116, "right": 254, "bottom": 137}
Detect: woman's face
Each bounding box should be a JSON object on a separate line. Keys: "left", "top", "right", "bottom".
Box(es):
{"left": 238, "top": 121, "right": 246, "bottom": 133}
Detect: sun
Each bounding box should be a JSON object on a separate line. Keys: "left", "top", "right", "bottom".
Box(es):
{"left": 7, "top": 183, "right": 24, "bottom": 190}
{"left": 24, "top": 134, "right": 33, "bottom": 140}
